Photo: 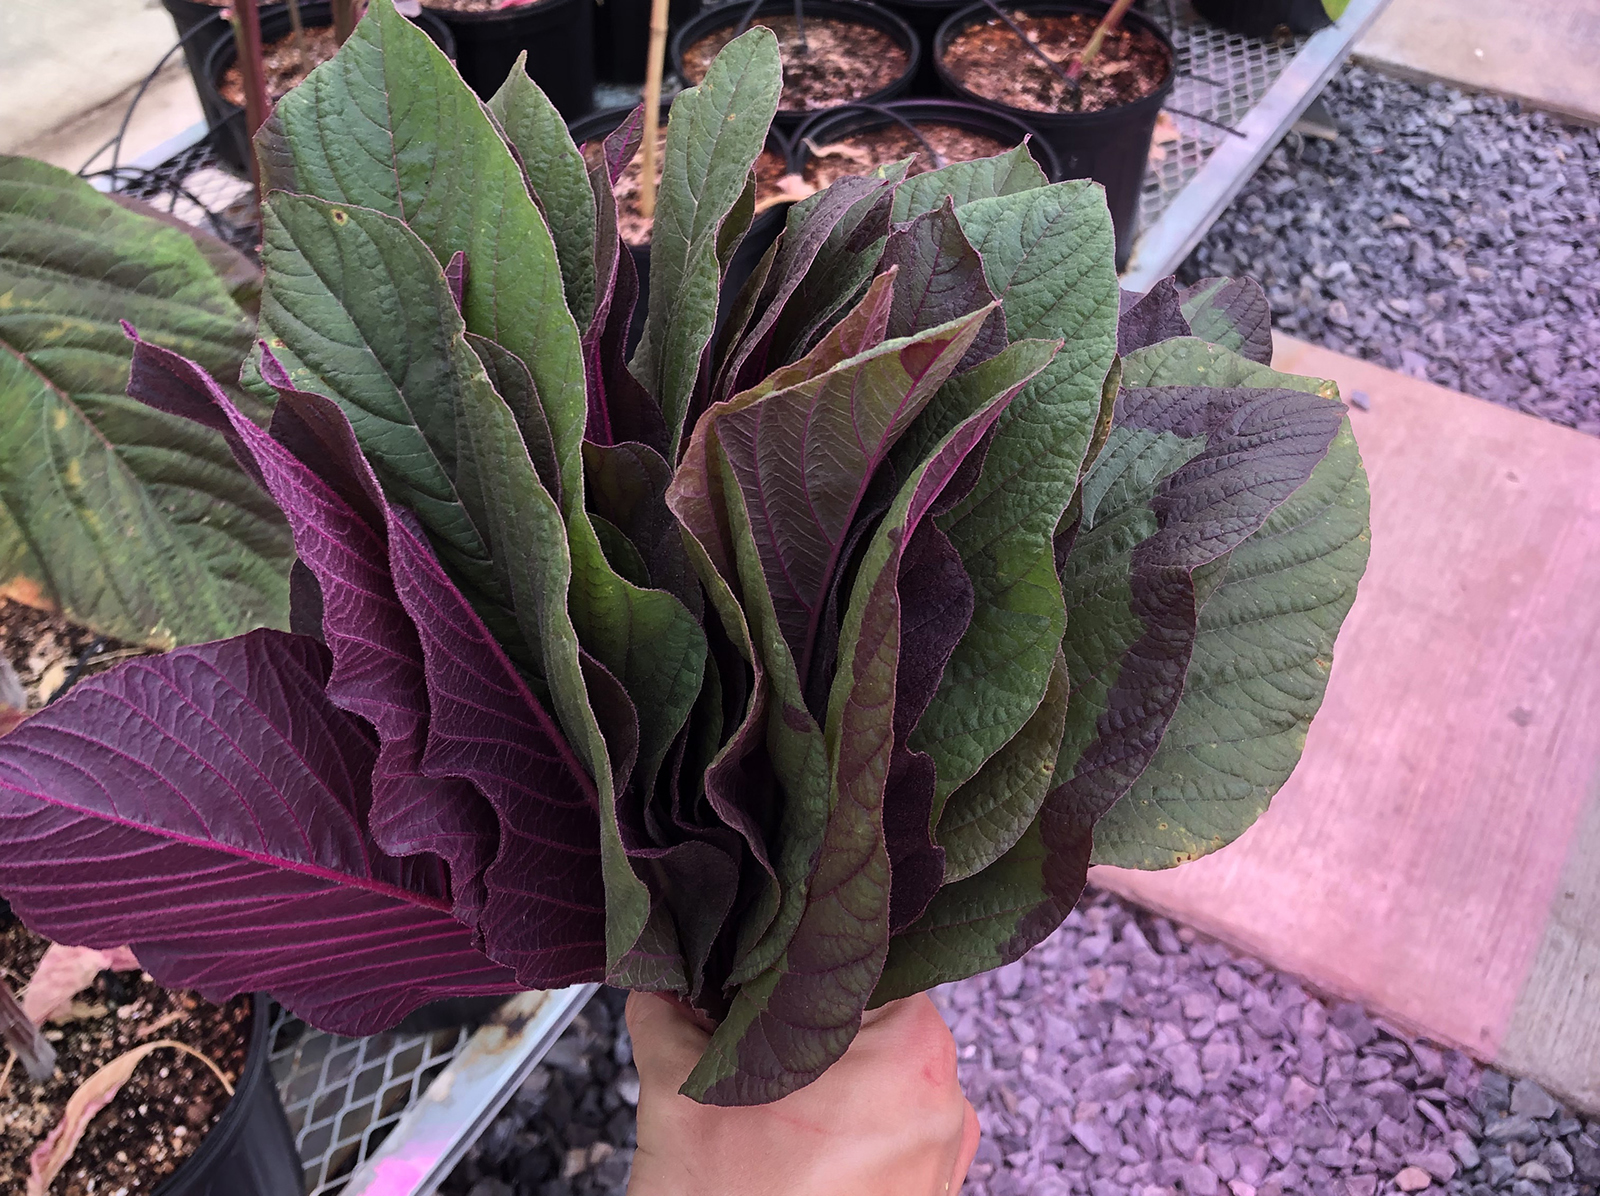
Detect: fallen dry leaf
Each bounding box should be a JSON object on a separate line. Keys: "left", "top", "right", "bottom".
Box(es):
{"left": 802, "top": 138, "right": 876, "bottom": 166}
{"left": 22, "top": 944, "right": 141, "bottom": 1025}
{"left": 754, "top": 173, "right": 818, "bottom": 213}
{"left": 27, "top": 1039, "right": 234, "bottom": 1196}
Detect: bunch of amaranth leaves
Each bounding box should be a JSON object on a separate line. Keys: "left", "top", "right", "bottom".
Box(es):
{"left": 0, "top": 0, "right": 1367, "bottom": 1106}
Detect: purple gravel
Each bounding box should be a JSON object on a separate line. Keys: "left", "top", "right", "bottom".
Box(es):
{"left": 938, "top": 887, "right": 1600, "bottom": 1196}
{"left": 1180, "top": 65, "right": 1600, "bottom": 434}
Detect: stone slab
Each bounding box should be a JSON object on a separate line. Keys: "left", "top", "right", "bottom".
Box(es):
{"left": 1091, "top": 337, "right": 1600, "bottom": 1113}
{"left": 1356, "top": 0, "right": 1600, "bottom": 125}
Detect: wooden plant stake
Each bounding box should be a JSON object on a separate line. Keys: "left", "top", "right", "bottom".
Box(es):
{"left": 637, "top": 0, "right": 673, "bottom": 222}
{"left": 287, "top": 0, "right": 307, "bottom": 75}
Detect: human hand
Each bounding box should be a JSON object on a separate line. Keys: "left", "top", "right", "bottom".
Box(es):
{"left": 625, "top": 991, "right": 980, "bottom": 1196}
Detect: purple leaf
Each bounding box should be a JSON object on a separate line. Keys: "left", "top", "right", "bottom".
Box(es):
{"left": 711, "top": 303, "right": 993, "bottom": 682}
{"left": 1117, "top": 277, "right": 1191, "bottom": 354}
{"left": 685, "top": 337, "right": 1049, "bottom": 1105}
{"left": 126, "top": 334, "right": 499, "bottom": 927}
{"left": 880, "top": 197, "right": 1007, "bottom": 371}
{"left": 0, "top": 631, "right": 520, "bottom": 1035}
{"left": 712, "top": 174, "right": 887, "bottom": 404}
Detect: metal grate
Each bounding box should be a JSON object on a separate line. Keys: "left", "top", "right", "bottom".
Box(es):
{"left": 268, "top": 1010, "right": 472, "bottom": 1196}
{"left": 1139, "top": 10, "right": 1309, "bottom": 233}
{"left": 94, "top": 137, "right": 258, "bottom": 253}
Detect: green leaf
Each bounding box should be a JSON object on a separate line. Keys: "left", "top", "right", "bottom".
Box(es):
{"left": 1176, "top": 278, "right": 1273, "bottom": 365}
{"left": 1089, "top": 418, "right": 1370, "bottom": 868}
{"left": 628, "top": 28, "right": 783, "bottom": 457}
{"left": 258, "top": 0, "right": 589, "bottom": 504}
{"left": 684, "top": 337, "right": 1047, "bottom": 1104}
{"left": 936, "top": 650, "right": 1069, "bottom": 881}
{"left": 252, "top": 194, "right": 520, "bottom": 654}
{"left": 1121, "top": 335, "right": 1336, "bottom": 398}
{"left": 0, "top": 154, "right": 288, "bottom": 647}
{"left": 909, "top": 181, "right": 1119, "bottom": 802}
{"left": 889, "top": 144, "right": 1047, "bottom": 224}
{"left": 488, "top": 58, "right": 597, "bottom": 331}
{"left": 1322, "top": 0, "right": 1350, "bottom": 20}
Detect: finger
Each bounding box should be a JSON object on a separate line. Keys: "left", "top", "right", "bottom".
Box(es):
{"left": 949, "top": 1100, "right": 980, "bottom": 1194}
{"left": 626, "top": 990, "right": 711, "bottom": 1091}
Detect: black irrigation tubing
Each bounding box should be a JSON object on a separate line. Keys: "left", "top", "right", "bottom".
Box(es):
{"left": 855, "top": 103, "right": 946, "bottom": 168}
{"left": 733, "top": 0, "right": 810, "bottom": 50}
{"left": 973, "top": 0, "right": 1080, "bottom": 95}
{"left": 91, "top": 19, "right": 218, "bottom": 182}
{"left": 1164, "top": 104, "right": 1247, "bottom": 137}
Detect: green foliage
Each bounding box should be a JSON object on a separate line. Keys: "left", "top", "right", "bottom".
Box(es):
{"left": 0, "top": 156, "right": 289, "bottom": 647}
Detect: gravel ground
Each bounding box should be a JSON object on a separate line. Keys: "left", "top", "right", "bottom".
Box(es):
{"left": 442, "top": 887, "right": 1599, "bottom": 1196}
{"left": 1179, "top": 66, "right": 1600, "bottom": 433}
{"left": 942, "top": 888, "right": 1600, "bottom": 1196}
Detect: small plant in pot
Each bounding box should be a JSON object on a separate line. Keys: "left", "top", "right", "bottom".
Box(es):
{"left": 674, "top": 0, "right": 921, "bottom": 126}
{"left": 0, "top": 0, "right": 1368, "bottom": 1111}
{"left": 0, "top": 919, "right": 295, "bottom": 1195}
{"left": 791, "top": 99, "right": 1060, "bottom": 191}
{"left": 934, "top": 0, "right": 1175, "bottom": 266}
{"left": 204, "top": 0, "right": 456, "bottom": 174}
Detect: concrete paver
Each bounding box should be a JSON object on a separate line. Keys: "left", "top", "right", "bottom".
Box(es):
{"left": 1357, "top": 0, "right": 1600, "bottom": 125}
{"left": 1092, "top": 337, "right": 1600, "bottom": 1114}
{"left": 1, "top": 0, "right": 185, "bottom": 156}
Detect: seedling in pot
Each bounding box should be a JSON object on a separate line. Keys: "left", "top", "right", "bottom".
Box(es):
{"left": 972, "top": 0, "right": 1135, "bottom": 110}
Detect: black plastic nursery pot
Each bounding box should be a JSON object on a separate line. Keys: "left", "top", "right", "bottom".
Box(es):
{"left": 790, "top": 98, "right": 1061, "bottom": 185}
{"left": 424, "top": 0, "right": 594, "bottom": 115}
{"left": 672, "top": 0, "right": 921, "bottom": 129}
{"left": 152, "top": 995, "right": 301, "bottom": 1196}
{"left": 161, "top": 0, "right": 235, "bottom": 128}
{"left": 1191, "top": 0, "right": 1333, "bottom": 38}
{"left": 203, "top": 3, "right": 456, "bottom": 175}
{"left": 934, "top": 0, "right": 1175, "bottom": 268}
{"left": 568, "top": 106, "right": 791, "bottom": 356}
{"left": 595, "top": 0, "right": 703, "bottom": 82}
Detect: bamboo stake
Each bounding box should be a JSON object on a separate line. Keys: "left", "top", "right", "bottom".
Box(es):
{"left": 287, "top": 0, "right": 306, "bottom": 75}
{"left": 637, "top": 0, "right": 672, "bottom": 221}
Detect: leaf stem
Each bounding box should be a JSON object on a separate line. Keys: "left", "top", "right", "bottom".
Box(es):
{"left": 1067, "top": 0, "right": 1137, "bottom": 83}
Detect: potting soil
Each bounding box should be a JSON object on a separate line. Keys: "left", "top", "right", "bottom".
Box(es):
{"left": 0, "top": 922, "right": 249, "bottom": 1196}
{"left": 801, "top": 121, "right": 1011, "bottom": 190}
{"left": 941, "top": 12, "right": 1168, "bottom": 115}
{"left": 682, "top": 16, "right": 908, "bottom": 112}
{"left": 582, "top": 132, "right": 790, "bottom": 247}
{"left": 218, "top": 24, "right": 341, "bottom": 108}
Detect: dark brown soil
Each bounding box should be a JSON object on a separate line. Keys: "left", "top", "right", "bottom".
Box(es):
{"left": 218, "top": 23, "right": 341, "bottom": 109}
{"left": 583, "top": 132, "right": 789, "bottom": 247}
{"left": 682, "top": 16, "right": 909, "bottom": 112}
{"left": 941, "top": 11, "right": 1170, "bottom": 114}
{"left": 0, "top": 922, "right": 250, "bottom": 1196}
{"left": 0, "top": 598, "right": 142, "bottom": 714}
{"left": 801, "top": 121, "right": 1011, "bottom": 189}
{"left": 425, "top": 0, "right": 551, "bottom": 11}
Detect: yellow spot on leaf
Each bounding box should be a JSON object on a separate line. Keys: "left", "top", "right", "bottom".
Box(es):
{"left": 331, "top": 209, "right": 349, "bottom": 224}
{"left": 64, "top": 459, "right": 83, "bottom": 489}
{"left": 52, "top": 409, "right": 68, "bottom": 432}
